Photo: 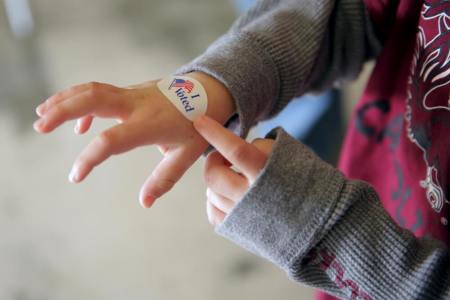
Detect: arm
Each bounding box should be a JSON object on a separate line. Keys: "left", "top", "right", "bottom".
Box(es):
{"left": 32, "top": 0, "right": 379, "bottom": 206}
{"left": 194, "top": 118, "right": 450, "bottom": 299}
{"left": 179, "top": 0, "right": 381, "bottom": 137}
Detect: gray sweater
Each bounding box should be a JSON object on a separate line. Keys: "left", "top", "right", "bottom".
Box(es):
{"left": 177, "top": 0, "right": 450, "bottom": 299}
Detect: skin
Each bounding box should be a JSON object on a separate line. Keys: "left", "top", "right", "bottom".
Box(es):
{"left": 193, "top": 115, "right": 274, "bottom": 226}
{"left": 33, "top": 72, "right": 274, "bottom": 215}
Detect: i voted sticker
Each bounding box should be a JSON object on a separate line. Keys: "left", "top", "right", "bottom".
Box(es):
{"left": 157, "top": 76, "right": 208, "bottom": 121}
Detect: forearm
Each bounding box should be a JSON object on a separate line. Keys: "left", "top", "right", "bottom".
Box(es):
{"left": 216, "top": 128, "right": 450, "bottom": 299}
{"left": 297, "top": 180, "right": 450, "bottom": 300}
{"left": 177, "top": 0, "right": 381, "bottom": 137}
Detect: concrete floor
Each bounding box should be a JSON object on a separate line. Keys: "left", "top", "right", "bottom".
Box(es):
{"left": 0, "top": 1, "right": 314, "bottom": 299}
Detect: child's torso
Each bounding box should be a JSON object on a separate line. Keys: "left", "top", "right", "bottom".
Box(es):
{"left": 339, "top": 0, "right": 450, "bottom": 244}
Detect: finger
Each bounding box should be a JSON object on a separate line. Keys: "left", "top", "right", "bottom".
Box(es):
{"left": 36, "top": 84, "right": 89, "bottom": 116}
{"left": 34, "top": 88, "right": 127, "bottom": 133}
{"left": 74, "top": 115, "right": 94, "bottom": 134}
{"left": 251, "top": 138, "right": 275, "bottom": 156}
{"left": 206, "top": 188, "right": 235, "bottom": 214}
{"left": 69, "top": 122, "right": 150, "bottom": 183}
{"left": 193, "top": 116, "right": 267, "bottom": 181}
{"left": 36, "top": 82, "right": 115, "bottom": 116}
{"left": 204, "top": 151, "right": 248, "bottom": 201}
{"left": 206, "top": 198, "right": 226, "bottom": 226}
{"left": 157, "top": 145, "right": 170, "bottom": 155}
{"left": 139, "top": 146, "right": 200, "bottom": 208}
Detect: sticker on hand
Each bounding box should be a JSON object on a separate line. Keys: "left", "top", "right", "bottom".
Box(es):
{"left": 157, "top": 76, "right": 208, "bottom": 121}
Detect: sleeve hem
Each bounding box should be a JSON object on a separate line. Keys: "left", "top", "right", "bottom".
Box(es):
{"left": 175, "top": 32, "right": 280, "bottom": 138}
{"left": 215, "top": 128, "right": 345, "bottom": 270}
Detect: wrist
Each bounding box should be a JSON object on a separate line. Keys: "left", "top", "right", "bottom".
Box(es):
{"left": 183, "top": 72, "right": 236, "bottom": 125}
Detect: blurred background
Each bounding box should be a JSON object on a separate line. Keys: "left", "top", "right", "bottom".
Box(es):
{"left": 0, "top": 1, "right": 371, "bottom": 299}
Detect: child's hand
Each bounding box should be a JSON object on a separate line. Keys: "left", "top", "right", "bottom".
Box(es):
{"left": 193, "top": 116, "right": 275, "bottom": 226}
{"left": 33, "top": 79, "right": 214, "bottom": 208}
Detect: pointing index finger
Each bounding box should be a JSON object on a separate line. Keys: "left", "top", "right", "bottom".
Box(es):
{"left": 193, "top": 116, "right": 267, "bottom": 180}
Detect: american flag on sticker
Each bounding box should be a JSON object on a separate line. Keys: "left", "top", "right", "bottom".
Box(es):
{"left": 169, "top": 78, "right": 194, "bottom": 93}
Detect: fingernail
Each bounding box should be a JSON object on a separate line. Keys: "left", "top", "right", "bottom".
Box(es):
{"left": 74, "top": 123, "right": 80, "bottom": 134}
{"left": 35, "top": 105, "right": 43, "bottom": 117}
{"left": 68, "top": 166, "right": 79, "bottom": 183}
{"left": 141, "top": 195, "right": 155, "bottom": 208}
{"left": 36, "top": 102, "right": 46, "bottom": 113}
{"left": 33, "top": 119, "right": 45, "bottom": 131}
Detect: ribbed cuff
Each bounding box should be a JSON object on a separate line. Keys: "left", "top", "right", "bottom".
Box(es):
{"left": 175, "top": 32, "right": 279, "bottom": 138}
{"left": 215, "top": 128, "right": 345, "bottom": 270}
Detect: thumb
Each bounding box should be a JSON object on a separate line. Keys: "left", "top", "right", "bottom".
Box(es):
{"left": 193, "top": 115, "right": 267, "bottom": 182}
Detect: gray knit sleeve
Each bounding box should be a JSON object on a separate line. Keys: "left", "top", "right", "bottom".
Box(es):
{"left": 176, "top": 0, "right": 381, "bottom": 137}
{"left": 216, "top": 128, "right": 450, "bottom": 300}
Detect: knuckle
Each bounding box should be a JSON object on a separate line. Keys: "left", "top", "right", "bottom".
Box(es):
{"left": 230, "top": 143, "right": 250, "bottom": 162}
{"left": 88, "top": 81, "right": 100, "bottom": 89}
{"left": 52, "top": 105, "right": 66, "bottom": 118}
{"left": 98, "top": 130, "right": 114, "bottom": 148}
{"left": 87, "top": 81, "right": 103, "bottom": 97}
